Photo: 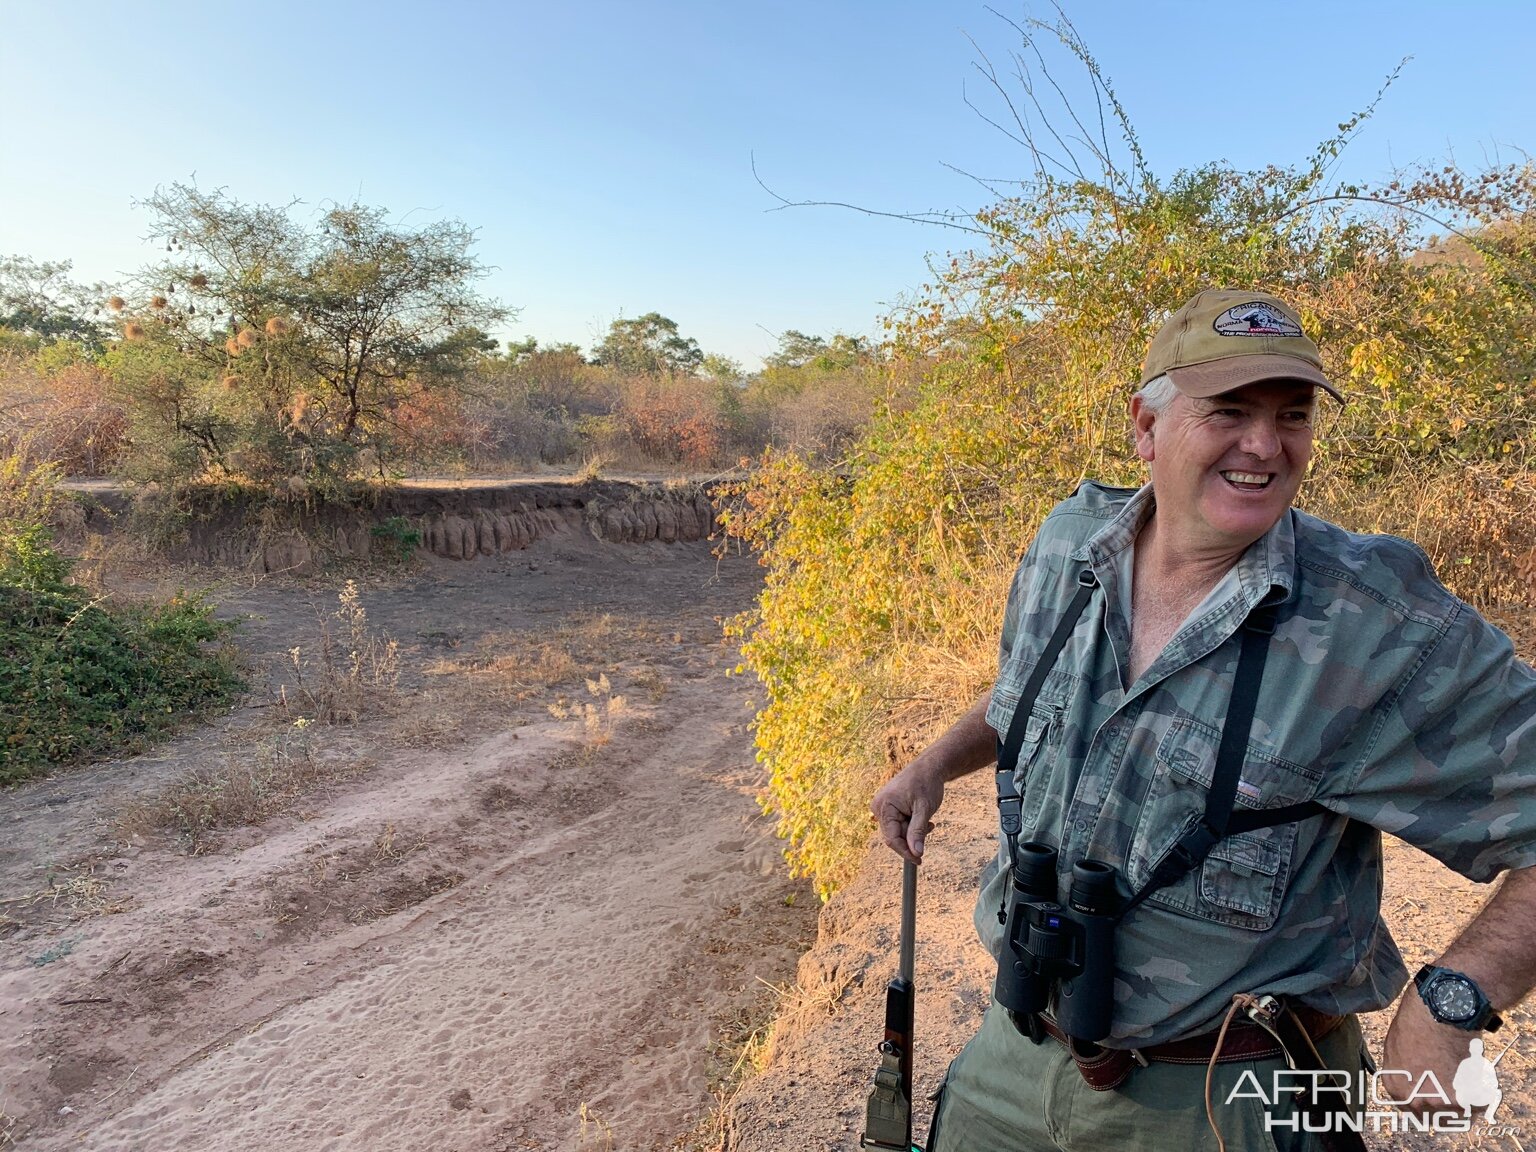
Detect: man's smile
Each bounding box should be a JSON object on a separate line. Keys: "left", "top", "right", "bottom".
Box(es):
{"left": 1219, "top": 469, "right": 1274, "bottom": 491}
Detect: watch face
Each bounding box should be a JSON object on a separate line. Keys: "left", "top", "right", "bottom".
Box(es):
{"left": 1429, "top": 975, "right": 1479, "bottom": 1022}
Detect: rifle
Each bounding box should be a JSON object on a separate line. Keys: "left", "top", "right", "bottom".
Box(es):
{"left": 860, "top": 858, "right": 921, "bottom": 1151}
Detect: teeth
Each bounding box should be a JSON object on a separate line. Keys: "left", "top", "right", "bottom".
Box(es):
{"left": 1222, "top": 471, "right": 1271, "bottom": 485}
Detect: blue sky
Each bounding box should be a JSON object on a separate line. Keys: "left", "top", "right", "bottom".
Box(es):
{"left": 2, "top": 2, "right": 1532, "bottom": 368}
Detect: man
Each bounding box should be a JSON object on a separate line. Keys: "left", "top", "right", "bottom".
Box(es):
{"left": 872, "top": 289, "right": 1536, "bottom": 1150}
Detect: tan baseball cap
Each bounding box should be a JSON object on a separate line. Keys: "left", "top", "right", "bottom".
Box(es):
{"left": 1141, "top": 289, "right": 1343, "bottom": 403}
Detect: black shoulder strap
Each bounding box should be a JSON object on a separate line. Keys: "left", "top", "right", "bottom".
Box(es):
{"left": 997, "top": 568, "right": 1097, "bottom": 777}
{"left": 991, "top": 570, "right": 1330, "bottom": 927}
{"left": 992, "top": 568, "right": 1097, "bottom": 923}
{"left": 1226, "top": 802, "right": 1326, "bottom": 834}
{"left": 994, "top": 568, "right": 1097, "bottom": 870}
{"left": 1118, "top": 602, "right": 1326, "bottom": 920}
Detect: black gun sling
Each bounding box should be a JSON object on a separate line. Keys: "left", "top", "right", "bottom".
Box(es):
{"left": 993, "top": 567, "right": 1326, "bottom": 920}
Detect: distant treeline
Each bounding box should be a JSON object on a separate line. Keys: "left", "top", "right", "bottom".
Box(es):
{"left": 0, "top": 185, "right": 895, "bottom": 492}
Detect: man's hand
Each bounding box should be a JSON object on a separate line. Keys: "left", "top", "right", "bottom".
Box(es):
{"left": 870, "top": 689, "right": 999, "bottom": 864}
{"left": 1381, "top": 993, "right": 1474, "bottom": 1117}
{"left": 872, "top": 760, "right": 945, "bottom": 864}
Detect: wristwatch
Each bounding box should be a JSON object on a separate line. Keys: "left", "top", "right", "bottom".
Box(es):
{"left": 1414, "top": 964, "right": 1503, "bottom": 1032}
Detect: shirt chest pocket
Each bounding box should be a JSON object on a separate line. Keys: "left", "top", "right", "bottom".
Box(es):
{"left": 1126, "top": 716, "right": 1320, "bottom": 931}
{"left": 1013, "top": 701, "right": 1064, "bottom": 828}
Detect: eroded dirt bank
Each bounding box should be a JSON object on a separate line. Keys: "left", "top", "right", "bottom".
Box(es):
{"left": 62, "top": 477, "right": 720, "bottom": 574}
{"left": 0, "top": 533, "right": 817, "bottom": 1151}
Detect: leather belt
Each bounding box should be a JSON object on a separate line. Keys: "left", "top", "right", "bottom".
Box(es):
{"left": 1038, "top": 1006, "right": 1346, "bottom": 1092}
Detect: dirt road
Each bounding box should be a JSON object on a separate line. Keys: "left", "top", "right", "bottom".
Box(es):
{"left": 0, "top": 536, "right": 817, "bottom": 1151}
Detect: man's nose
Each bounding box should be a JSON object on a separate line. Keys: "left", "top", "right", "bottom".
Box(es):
{"left": 1239, "top": 417, "right": 1282, "bottom": 458}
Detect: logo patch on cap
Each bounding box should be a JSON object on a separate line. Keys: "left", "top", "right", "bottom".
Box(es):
{"left": 1213, "top": 302, "right": 1303, "bottom": 338}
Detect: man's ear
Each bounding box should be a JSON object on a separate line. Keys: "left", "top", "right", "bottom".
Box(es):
{"left": 1130, "top": 395, "right": 1157, "bottom": 463}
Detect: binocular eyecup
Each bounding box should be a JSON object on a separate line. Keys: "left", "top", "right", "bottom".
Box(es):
{"left": 992, "top": 842, "right": 1120, "bottom": 1043}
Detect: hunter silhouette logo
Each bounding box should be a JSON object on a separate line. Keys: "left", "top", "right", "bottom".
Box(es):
{"left": 1454, "top": 1037, "right": 1504, "bottom": 1122}
{"left": 1213, "top": 302, "right": 1304, "bottom": 338}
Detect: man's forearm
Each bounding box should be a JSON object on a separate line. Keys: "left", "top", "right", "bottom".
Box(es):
{"left": 1435, "top": 864, "right": 1536, "bottom": 1009}
{"left": 909, "top": 690, "right": 998, "bottom": 783}
{"left": 1383, "top": 863, "right": 1536, "bottom": 1113}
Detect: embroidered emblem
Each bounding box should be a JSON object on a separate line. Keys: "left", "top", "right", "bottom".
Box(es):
{"left": 1213, "top": 302, "right": 1303, "bottom": 338}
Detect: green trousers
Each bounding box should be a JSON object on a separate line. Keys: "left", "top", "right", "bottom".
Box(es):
{"left": 927, "top": 1003, "right": 1372, "bottom": 1152}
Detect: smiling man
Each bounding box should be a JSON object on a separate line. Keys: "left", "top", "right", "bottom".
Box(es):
{"left": 872, "top": 289, "right": 1536, "bottom": 1151}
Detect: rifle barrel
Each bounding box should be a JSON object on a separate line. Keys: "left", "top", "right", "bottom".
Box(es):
{"left": 899, "top": 859, "right": 916, "bottom": 986}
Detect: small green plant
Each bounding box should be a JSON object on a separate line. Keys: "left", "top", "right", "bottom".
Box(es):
{"left": 0, "top": 445, "right": 241, "bottom": 782}
{"left": 370, "top": 516, "right": 421, "bottom": 563}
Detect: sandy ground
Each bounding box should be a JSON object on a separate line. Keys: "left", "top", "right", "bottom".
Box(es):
{"left": 0, "top": 535, "right": 818, "bottom": 1151}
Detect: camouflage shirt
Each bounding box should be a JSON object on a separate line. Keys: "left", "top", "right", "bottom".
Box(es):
{"left": 978, "top": 481, "right": 1536, "bottom": 1047}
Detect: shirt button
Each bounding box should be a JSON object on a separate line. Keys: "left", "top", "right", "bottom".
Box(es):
{"left": 1074, "top": 819, "right": 1089, "bottom": 833}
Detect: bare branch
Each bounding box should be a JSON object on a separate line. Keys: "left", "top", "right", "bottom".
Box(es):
{"left": 750, "top": 154, "right": 986, "bottom": 235}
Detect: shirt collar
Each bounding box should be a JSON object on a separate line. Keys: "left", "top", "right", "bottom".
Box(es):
{"left": 1072, "top": 482, "right": 1297, "bottom": 611}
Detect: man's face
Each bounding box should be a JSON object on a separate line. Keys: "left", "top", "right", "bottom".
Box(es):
{"left": 1132, "top": 379, "right": 1316, "bottom": 555}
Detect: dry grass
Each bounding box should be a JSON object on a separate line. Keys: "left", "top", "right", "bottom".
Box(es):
{"left": 577, "top": 1102, "right": 616, "bottom": 1151}
{"left": 383, "top": 685, "right": 482, "bottom": 749}
{"left": 280, "top": 581, "right": 401, "bottom": 724}
{"left": 370, "top": 821, "right": 425, "bottom": 864}
{"left": 749, "top": 966, "right": 854, "bottom": 1074}
{"left": 547, "top": 675, "right": 629, "bottom": 748}
{"left": 112, "top": 726, "right": 368, "bottom": 850}
{"left": 0, "top": 865, "right": 128, "bottom": 923}
{"left": 421, "top": 612, "right": 664, "bottom": 706}
{"left": 423, "top": 642, "right": 579, "bottom": 702}
{"left": 630, "top": 665, "right": 669, "bottom": 703}
{"left": 671, "top": 976, "right": 819, "bottom": 1152}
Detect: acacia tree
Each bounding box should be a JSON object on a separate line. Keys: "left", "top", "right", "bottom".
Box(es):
{"left": 763, "top": 330, "right": 867, "bottom": 374}
{"left": 115, "top": 183, "right": 508, "bottom": 483}
{"left": 0, "top": 256, "right": 114, "bottom": 351}
{"left": 590, "top": 312, "right": 703, "bottom": 375}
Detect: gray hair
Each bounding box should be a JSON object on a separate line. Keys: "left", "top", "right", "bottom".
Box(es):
{"left": 1135, "top": 373, "right": 1179, "bottom": 415}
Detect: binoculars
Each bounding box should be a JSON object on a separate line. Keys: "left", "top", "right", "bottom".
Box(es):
{"left": 993, "top": 841, "right": 1120, "bottom": 1042}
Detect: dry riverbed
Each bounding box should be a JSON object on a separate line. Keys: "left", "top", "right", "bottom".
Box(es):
{"left": 0, "top": 534, "right": 817, "bottom": 1151}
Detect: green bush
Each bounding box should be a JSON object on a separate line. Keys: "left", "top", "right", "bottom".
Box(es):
{"left": 0, "top": 531, "right": 242, "bottom": 784}
{"left": 370, "top": 515, "right": 421, "bottom": 562}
